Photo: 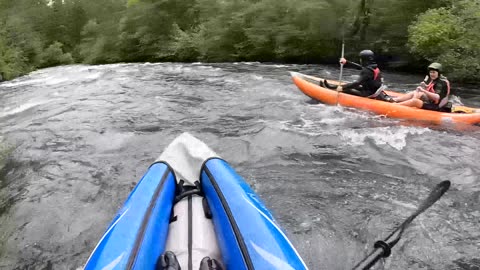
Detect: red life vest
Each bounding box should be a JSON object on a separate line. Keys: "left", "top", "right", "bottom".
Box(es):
{"left": 425, "top": 82, "right": 435, "bottom": 93}
{"left": 373, "top": 68, "right": 380, "bottom": 80}
{"left": 424, "top": 77, "right": 451, "bottom": 107}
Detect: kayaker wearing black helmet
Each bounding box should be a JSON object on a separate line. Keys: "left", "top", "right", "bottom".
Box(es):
{"left": 324, "top": 50, "right": 393, "bottom": 102}
{"left": 394, "top": 62, "right": 451, "bottom": 111}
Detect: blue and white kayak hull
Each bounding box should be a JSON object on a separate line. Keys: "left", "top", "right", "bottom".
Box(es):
{"left": 84, "top": 132, "right": 307, "bottom": 270}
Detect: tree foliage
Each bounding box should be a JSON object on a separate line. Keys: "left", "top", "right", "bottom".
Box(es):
{"left": 39, "top": 41, "right": 74, "bottom": 68}
{"left": 0, "top": 0, "right": 478, "bottom": 81}
{"left": 408, "top": 1, "right": 480, "bottom": 81}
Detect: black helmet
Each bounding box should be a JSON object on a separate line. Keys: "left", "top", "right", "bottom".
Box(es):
{"left": 359, "top": 50, "right": 375, "bottom": 65}
{"left": 428, "top": 62, "right": 442, "bottom": 73}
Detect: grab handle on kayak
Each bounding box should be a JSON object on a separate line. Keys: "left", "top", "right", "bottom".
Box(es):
{"left": 174, "top": 180, "right": 203, "bottom": 203}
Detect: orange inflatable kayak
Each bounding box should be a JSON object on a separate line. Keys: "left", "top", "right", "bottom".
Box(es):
{"left": 290, "top": 72, "right": 480, "bottom": 126}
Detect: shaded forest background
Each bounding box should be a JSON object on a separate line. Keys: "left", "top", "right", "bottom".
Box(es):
{"left": 0, "top": 0, "right": 479, "bottom": 82}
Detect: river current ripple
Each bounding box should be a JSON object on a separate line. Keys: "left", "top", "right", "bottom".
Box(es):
{"left": 0, "top": 62, "right": 479, "bottom": 269}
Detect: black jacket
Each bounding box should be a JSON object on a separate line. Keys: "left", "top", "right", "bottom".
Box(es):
{"left": 342, "top": 61, "right": 383, "bottom": 97}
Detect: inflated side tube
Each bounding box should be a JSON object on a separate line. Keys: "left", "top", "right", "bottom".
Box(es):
{"left": 200, "top": 158, "right": 308, "bottom": 270}
{"left": 84, "top": 162, "right": 176, "bottom": 270}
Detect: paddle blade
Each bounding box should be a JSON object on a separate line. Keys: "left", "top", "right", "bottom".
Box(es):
{"left": 416, "top": 180, "right": 451, "bottom": 215}
{"left": 352, "top": 180, "right": 451, "bottom": 270}
{"left": 388, "top": 180, "right": 451, "bottom": 247}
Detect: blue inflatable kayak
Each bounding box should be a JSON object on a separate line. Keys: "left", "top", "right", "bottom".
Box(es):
{"left": 84, "top": 132, "right": 307, "bottom": 270}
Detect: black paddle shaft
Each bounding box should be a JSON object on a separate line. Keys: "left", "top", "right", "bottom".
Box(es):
{"left": 352, "top": 180, "right": 451, "bottom": 270}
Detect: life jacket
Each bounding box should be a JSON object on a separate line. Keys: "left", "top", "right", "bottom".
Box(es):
{"left": 373, "top": 68, "right": 380, "bottom": 81}
{"left": 438, "top": 76, "right": 451, "bottom": 108}
{"left": 366, "top": 67, "right": 385, "bottom": 98}
{"left": 425, "top": 82, "right": 435, "bottom": 93}
{"left": 423, "top": 75, "right": 451, "bottom": 107}
{"left": 366, "top": 66, "right": 382, "bottom": 82}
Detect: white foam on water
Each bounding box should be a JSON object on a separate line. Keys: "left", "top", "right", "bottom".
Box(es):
{"left": 90, "top": 131, "right": 135, "bottom": 153}
{"left": 251, "top": 75, "right": 264, "bottom": 80}
{"left": 390, "top": 199, "right": 417, "bottom": 210}
{"left": 1, "top": 66, "right": 104, "bottom": 89}
{"left": 236, "top": 61, "right": 261, "bottom": 65}
{"left": 0, "top": 77, "right": 46, "bottom": 88}
{"left": 279, "top": 116, "right": 342, "bottom": 137}
{"left": 224, "top": 78, "right": 240, "bottom": 84}
{"left": 0, "top": 101, "right": 48, "bottom": 117}
{"left": 44, "top": 76, "right": 69, "bottom": 85}
{"left": 340, "top": 126, "right": 429, "bottom": 150}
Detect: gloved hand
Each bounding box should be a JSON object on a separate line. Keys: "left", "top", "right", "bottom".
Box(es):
{"left": 336, "top": 85, "right": 343, "bottom": 92}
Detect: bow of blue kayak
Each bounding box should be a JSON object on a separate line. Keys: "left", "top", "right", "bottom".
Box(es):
{"left": 84, "top": 132, "right": 307, "bottom": 270}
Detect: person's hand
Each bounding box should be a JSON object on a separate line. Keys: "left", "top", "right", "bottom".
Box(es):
{"left": 336, "top": 85, "right": 343, "bottom": 92}
{"left": 416, "top": 86, "right": 424, "bottom": 92}
{"left": 420, "top": 82, "right": 427, "bottom": 88}
{"left": 339, "top": 58, "right": 347, "bottom": 65}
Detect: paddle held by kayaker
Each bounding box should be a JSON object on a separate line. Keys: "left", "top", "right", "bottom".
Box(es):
{"left": 330, "top": 50, "right": 394, "bottom": 102}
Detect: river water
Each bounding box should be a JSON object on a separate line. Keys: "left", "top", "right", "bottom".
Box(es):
{"left": 0, "top": 63, "right": 479, "bottom": 270}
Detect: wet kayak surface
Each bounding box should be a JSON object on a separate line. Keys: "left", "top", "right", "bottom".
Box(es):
{"left": 0, "top": 62, "right": 479, "bottom": 270}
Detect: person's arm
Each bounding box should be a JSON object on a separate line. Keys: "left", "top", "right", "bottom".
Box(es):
{"left": 340, "top": 58, "right": 362, "bottom": 70}
{"left": 420, "top": 89, "right": 440, "bottom": 103}
{"left": 418, "top": 85, "right": 441, "bottom": 103}
{"left": 420, "top": 75, "right": 429, "bottom": 87}
{"left": 340, "top": 69, "right": 370, "bottom": 90}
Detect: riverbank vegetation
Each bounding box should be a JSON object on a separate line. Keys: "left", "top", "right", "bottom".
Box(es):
{"left": 0, "top": 0, "right": 478, "bottom": 82}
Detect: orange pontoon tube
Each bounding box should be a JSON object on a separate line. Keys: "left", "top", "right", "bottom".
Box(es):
{"left": 290, "top": 72, "right": 480, "bottom": 126}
